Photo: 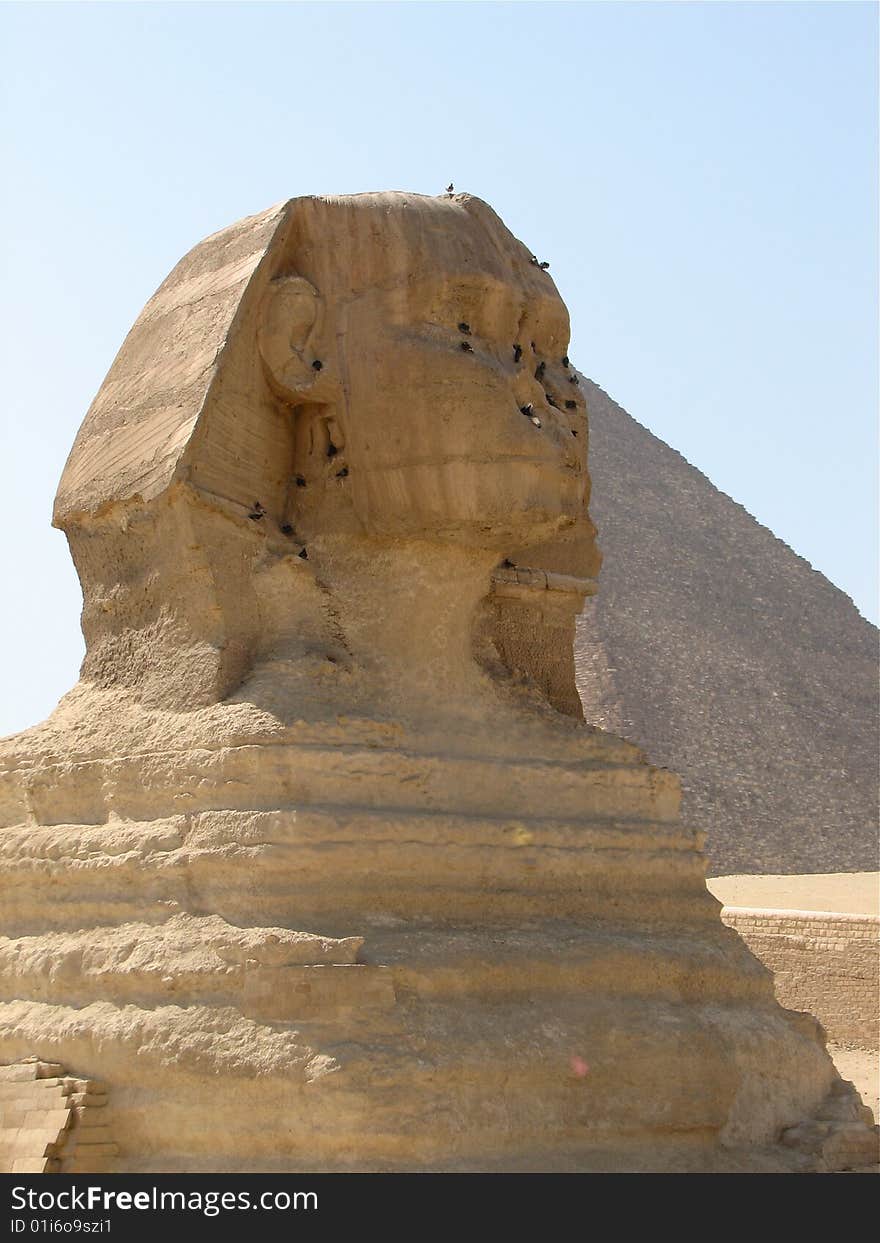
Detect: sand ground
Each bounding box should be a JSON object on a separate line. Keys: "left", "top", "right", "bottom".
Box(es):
{"left": 707, "top": 872, "right": 879, "bottom": 1130}
{"left": 826, "top": 1045, "right": 879, "bottom": 1121}
{"left": 706, "top": 871, "right": 879, "bottom": 915}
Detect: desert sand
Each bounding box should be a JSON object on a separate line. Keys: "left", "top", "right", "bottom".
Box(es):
{"left": 708, "top": 872, "right": 879, "bottom": 917}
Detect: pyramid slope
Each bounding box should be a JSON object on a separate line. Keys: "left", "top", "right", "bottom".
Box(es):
{"left": 576, "top": 378, "right": 878, "bottom": 875}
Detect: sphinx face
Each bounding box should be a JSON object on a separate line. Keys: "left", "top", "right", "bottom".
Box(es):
{"left": 266, "top": 194, "right": 593, "bottom": 554}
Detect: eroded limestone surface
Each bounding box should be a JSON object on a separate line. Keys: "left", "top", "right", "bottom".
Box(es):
{"left": 0, "top": 192, "right": 875, "bottom": 1171}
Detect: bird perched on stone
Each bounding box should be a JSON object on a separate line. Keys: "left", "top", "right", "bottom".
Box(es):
{"left": 534, "top": 361, "right": 546, "bottom": 381}
{"left": 520, "top": 404, "right": 533, "bottom": 416}
{"left": 569, "top": 374, "right": 579, "bottom": 385}
{"left": 298, "top": 548, "right": 308, "bottom": 560}
{"left": 312, "top": 359, "right": 323, "bottom": 371}
{"left": 460, "top": 341, "right": 474, "bottom": 353}
{"left": 562, "top": 355, "right": 570, "bottom": 367}
{"left": 458, "top": 322, "right": 471, "bottom": 334}
{"left": 539, "top": 261, "right": 550, "bottom": 271}
{"left": 446, "top": 183, "right": 454, "bottom": 194}
{"left": 248, "top": 500, "right": 265, "bottom": 520}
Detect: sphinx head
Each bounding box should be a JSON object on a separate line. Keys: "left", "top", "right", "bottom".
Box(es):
{"left": 254, "top": 193, "right": 591, "bottom": 553}
{"left": 53, "top": 193, "right": 598, "bottom": 712}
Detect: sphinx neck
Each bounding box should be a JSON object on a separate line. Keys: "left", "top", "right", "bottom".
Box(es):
{"left": 308, "top": 535, "right": 501, "bottom": 716}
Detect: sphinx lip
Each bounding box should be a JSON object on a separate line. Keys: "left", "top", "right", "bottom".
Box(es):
{"left": 354, "top": 452, "right": 584, "bottom": 474}
{"left": 491, "top": 566, "right": 598, "bottom": 598}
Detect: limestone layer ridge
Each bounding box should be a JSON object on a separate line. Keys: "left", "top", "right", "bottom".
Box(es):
{"left": 1, "top": 707, "right": 875, "bottom": 1172}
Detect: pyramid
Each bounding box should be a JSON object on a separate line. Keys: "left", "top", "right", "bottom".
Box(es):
{"left": 575, "top": 379, "right": 878, "bottom": 875}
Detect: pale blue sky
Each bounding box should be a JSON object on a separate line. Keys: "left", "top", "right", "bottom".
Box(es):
{"left": 1, "top": 0, "right": 877, "bottom": 736}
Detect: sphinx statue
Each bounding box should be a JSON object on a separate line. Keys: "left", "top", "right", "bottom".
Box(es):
{"left": 0, "top": 192, "right": 874, "bottom": 1172}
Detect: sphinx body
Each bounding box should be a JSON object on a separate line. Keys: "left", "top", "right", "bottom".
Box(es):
{"left": 0, "top": 193, "right": 873, "bottom": 1172}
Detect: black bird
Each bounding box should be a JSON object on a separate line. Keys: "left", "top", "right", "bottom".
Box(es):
{"left": 546, "top": 393, "right": 558, "bottom": 408}
{"left": 248, "top": 500, "right": 265, "bottom": 520}
{"left": 562, "top": 355, "right": 570, "bottom": 367}
{"left": 539, "top": 261, "right": 550, "bottom": 271}
{"left": 446, "top": 183, "right": 454, "bottom": 193}
{"left": 298, "top": 548, "right": 309, "bottom": 560}
{"left": 312, "top": 359, "right": 323, "bottom": 371}
{"left": 534, "top": 362, "right": 546, "bottom": 381}
{"left": 513, "top": 343, "right": 522, "bottom": 363}
{"left": 248, "top": 510, "right": 264, "bottom": 521}
{"left": 336, "top": 466, "right": 349, "bottom": 478}
{"left": 295, "top": 475, "right": 307, "bottom": 488}
{"left": 529, "top": 255, "right": 539, "bottom": 266}
{"left": 281, "top": 523, "right": 294, "bottom": 535}
{"left": 327, "top": 442, "right": 338, "bottom": 457}
{"left": 569, "top": 374, "right": 579, "bottom": 385}
{"left": 571, "top": 429, "right": 578, "bottom": 437}
{"left": 460, "top": 341, "right": 473, "bottom": 353}
{"left": 458, "top": 322, "right": 471, "bottom": 335}
{"left": 565, "top": 399, "right": 577, "bottom": 410}
{"left": 252, "top": 500, "right": 265, "bottom": 513}
{"left": 520, "top": 404, "right": 533, "bottom": 416}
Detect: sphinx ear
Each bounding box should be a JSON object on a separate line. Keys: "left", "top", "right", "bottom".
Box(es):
{"left": 258, "top": 275, "right": 325, "bottom": 397}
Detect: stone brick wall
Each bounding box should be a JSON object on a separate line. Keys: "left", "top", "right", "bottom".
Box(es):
{"left": 0, "top": 1059, "right": 115, "bottom": 1174}
{"left": 721, "top": 907, "right": 879, "bottom": 1047}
